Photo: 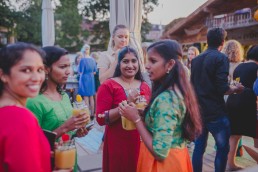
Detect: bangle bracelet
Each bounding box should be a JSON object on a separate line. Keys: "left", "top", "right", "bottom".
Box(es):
{"left": 104, "top": 110, "right": 110, "bottom": 125}
{"left": 134, "top": 118, "right": 141, "bottom": 124}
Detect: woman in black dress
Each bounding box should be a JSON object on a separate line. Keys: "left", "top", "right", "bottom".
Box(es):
{"left": 226, "top": 45, "right": 258, "bottom": 170}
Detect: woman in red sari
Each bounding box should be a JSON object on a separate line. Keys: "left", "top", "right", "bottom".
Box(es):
{"left": 96, "top": 46, "right": 151, "bottom": 172}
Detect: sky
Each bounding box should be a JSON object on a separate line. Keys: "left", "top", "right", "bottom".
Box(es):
{"left": 148, "top": 0, "right": 208, "bottom": 25}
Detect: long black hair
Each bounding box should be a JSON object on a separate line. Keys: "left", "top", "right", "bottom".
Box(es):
{"left": 113, "top": 46, "right": 143, "bottom": 81}
{"left": 0, "top": 42, "right": 44, "bottom": 95}
{"left": 40, "top": 46, "right": 68, "bottom": 94}
{"left": 145, "top": 40, "right": 202, "bottom": 141}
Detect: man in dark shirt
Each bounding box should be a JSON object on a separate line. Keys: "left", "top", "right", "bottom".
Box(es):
{"left": 191, "top": 28, "right": 244, "bottom": 172}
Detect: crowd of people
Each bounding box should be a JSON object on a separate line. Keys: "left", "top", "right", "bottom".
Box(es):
{"left": 1, "top": 25, "right": 258, "bottom": 172}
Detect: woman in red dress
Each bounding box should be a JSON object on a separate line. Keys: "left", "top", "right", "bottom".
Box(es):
{"left": 96, "top": 46, "right": 151, "bottom": 172}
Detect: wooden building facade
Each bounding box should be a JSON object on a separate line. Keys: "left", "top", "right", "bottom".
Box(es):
{"left": 162, "top": 0, "right": 258, "bottom": 56}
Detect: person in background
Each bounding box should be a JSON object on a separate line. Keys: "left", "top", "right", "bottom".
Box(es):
{"left": 191, "top": 28, "right": 244, "bottom": 172}
{"left": 98, "top": 24, "right": 130, "bottom": 83}
{"left": 222, "top": 40, "right": 244, "bottom": 86}
{"left": 91, "top": 52, "right": 100, "bottom": 92}
{"left": 187, "top": 46, "right": 200, "bottom": 69}
{"left": 141, "top": 42, "right": 151, "bottom": 66}
{"left": 185, "top": 45, "right": 200, "bottom": 149}
{"left": 0, "top": 42, "right": 51, "bottom": 171}
{"left": 225, "top": 45, "right": 258, "bottom": 170}
{"left": 72, "top": 52, "right": 82, "bottom": 81}
{"left": 120, "top": 40, "right": 202, "bottom": 172}
{"left": 78, "top": 44, "right": 97, "bottom": 118}
{"left": 26, "top": 46, "right": 90, "bottom": 172}
{"left": 141, "top": 42, "right": 152, "bottom": 87}
{"left": 69, "top": 52, "right": 83, "bottom": 101}
{"left": 253, "top": 70, "right": 258, "bottom": 96}
{"left": 253, "top": 69, "right": 258, "bottom": 149}
{"left": 221, "top": 39, "right": 244, "bottom": 166}
{"left": 96, "top": 46, "right": 151, "bottom": 172}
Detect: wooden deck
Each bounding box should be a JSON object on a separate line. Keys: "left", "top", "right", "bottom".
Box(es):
{"left": 76, "top": 122, "right": 258, "bottom": 171}
{"left": 188, "top": 134, "right": 258, "bottom": 172}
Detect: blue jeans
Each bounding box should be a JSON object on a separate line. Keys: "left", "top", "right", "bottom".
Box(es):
{"left": 192, "top": 116, "right": 230, "bottom": 172}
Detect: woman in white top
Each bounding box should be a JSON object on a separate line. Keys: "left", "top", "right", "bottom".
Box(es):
{"left": 98, "top": 24, "right": 130, "bottom": 83}
{"left": 222, "top": 40, "right": 244, "bottom": 83}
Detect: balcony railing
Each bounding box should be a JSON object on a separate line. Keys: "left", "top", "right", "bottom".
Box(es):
{"left": 205, "top": 11, "right": 258, "bottom": 29}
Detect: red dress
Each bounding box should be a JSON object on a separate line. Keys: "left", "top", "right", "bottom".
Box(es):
{"left": 0, "top": 106, "right": 51, "bottom": 172}
{"left": 96, "top": 79, "right": 151, "bottom": 172}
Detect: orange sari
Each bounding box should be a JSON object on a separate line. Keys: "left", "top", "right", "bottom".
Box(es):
{"left": 137, "top": 142, "right": 193, "bottom": 172}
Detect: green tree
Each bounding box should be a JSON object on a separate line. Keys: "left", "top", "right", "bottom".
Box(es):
{"left": 142, "top": 0, "right": 158, "bottom": 42}
{"left": 1, "top": 0, "right": 158, "bottom": 50}
{"left": 55, "top": 0, "right": 88, "bottom": 52}
{"left": 1, "top": 0, "right": 87, "bottom": 51}
{"left": 0, "top": 1, "right": 24, "bottom": 46}
{"left": 0, "top": 0, "right": 44, "bottom": 45}
{"left": 15, "top": 0, "right": 42, "bottom": 45}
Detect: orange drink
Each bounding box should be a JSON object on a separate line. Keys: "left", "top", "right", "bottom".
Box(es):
{"left": 55, "top": 147, "right": 76, "bottom": 169}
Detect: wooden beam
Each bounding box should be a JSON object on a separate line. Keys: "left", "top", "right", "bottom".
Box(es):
{"left": 203, "top": 7, "right": 217, "bottom": 14}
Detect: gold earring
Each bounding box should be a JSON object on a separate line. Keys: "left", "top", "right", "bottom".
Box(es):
{"left": 1, "top": 77, "right": 6, "bottom": 83}
{"left": 45, "top": 74, "right": 48, "bottom": 81}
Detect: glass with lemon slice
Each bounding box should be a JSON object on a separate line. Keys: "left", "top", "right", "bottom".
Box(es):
{"left": 72, "top": 95, "right": 90, "bottom": 126}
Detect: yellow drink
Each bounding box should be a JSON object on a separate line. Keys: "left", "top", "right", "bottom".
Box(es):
{"left": 136, "top": 94, "right": 147, "bottom": 110}
{"left": 73, "top": 94, "right": 91, "bottom": 126}
{"left": 55, "top": 148, "right": 76, "bottom": 169}
{"left": 72, "top": 108, "right": 90, "bottom": 126}
{"left": 136, "top": 102, "right": 147, "bottom": 110}
{"left": 121, "top": 116, "right": 136, "bottom": 130}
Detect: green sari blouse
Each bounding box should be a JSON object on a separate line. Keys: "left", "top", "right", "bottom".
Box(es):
{"left": 26, "top": 93, "right": 73, "bottom": 136}
{"left": 145, "top": 90, "right": 187, "bottom": 159}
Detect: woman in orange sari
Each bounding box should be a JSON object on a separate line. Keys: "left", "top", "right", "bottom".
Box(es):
{"left": 120, "top": 40, "right": 202, "bottom": 172}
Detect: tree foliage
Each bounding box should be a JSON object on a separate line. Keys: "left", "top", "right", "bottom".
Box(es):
{"left": 1, "top": 0, "right": 158, "bottom": 50}
{"left": 15, "top": 1, "right": 42, "bottom": 45}
{"left": 55, "top": 0, "right": 88, "bottom": 52}
{"left": 0, "top": 0, "right": 87, "bottom": 51}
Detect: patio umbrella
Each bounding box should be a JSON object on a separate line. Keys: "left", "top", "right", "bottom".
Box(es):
{"left": 42, "top": 0, "right": 55, "bottom": 47}
{"left": 109, "top": 0, "right": 145, "bottom": 70}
